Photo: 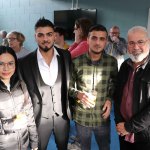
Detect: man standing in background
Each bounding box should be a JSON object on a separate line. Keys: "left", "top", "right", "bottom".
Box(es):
{"left": 105, "top": 26, "right": 127, "bottom": 69}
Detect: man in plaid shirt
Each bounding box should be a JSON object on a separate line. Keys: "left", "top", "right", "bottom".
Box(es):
{"left": 69, "top": 24, "right": 118, "bottom": 150}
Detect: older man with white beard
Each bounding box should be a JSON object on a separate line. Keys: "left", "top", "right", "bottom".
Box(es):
{"left": 114, "top": 26, "right": 150, "bottom": 150}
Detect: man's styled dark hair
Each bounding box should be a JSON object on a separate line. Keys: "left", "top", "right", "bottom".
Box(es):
{"left": 34, "top": 17, "right": 54, "bottom": 30}
{"left": 88, "top": 24, "right": 108, "bottom": 37}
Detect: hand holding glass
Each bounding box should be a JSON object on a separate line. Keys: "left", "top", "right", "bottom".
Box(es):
{"left": 86, "top": 90, "right": 97, "bottom": 108}
{"left": 79, "top": 90, "right": 97, "bottom": 109}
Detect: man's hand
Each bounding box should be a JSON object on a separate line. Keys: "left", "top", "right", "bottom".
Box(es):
{"left": 102, "top": 100, "right": 111, "bottom": 119}
{"left": 116, "top": 122, "right": 129, "bottom": 136}
{"left": 77, "top": 91, "right": 95, "bottom": 108}
{"left": 112, "top": 36, "right": 119, "bottom": 43}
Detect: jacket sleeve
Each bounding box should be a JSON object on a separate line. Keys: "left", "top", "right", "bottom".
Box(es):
{"left": 68, "top": 60, "right": 79, "bottom": 99}
{"left": 69, "top": 41, "right": 89, "bottom": 59}
{"left": 21, "top": 82, "right": 38, "bottom": 149}
{"left": 106, "top": 57, "right": 118, "bottom": 102}
{"left": 125, "top": 105, "right": 150, "bottom": 133}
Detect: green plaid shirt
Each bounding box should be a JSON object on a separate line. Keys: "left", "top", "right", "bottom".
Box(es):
{"left": 69, "top": 52, "right": 118, "bottom": 127}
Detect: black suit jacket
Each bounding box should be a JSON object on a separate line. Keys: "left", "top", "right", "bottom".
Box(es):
{"left": 18, "top": 47, "right": 72, "bottom": 125}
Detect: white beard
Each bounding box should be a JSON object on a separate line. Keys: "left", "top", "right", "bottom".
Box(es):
{"left": 128, "top": 49, "right": 150, "bottom": 63}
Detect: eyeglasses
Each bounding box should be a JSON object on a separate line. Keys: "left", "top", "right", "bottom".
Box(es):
{"left": 6, "top": 38, "right": 17, "bottom": 41}
{"left": 0, "top": 61, "right": 15, "bottom": 69}
{"left": 128, "top": 40, "right": 148, "bottom": 47}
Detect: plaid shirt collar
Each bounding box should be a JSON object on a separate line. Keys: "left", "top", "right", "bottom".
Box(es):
{"left": 85, "top": 51, "right": 106, "bottom": 66}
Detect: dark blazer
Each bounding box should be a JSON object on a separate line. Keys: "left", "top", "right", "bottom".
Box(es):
{"left": 18, "top": 47, "right": 72, "bottom": 126}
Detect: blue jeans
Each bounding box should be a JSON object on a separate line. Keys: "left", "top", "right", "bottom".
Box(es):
{"left": 76, "top": 122, "right": 110, "bottom": 150}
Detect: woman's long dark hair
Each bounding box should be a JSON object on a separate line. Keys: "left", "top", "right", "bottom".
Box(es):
{"left": 75, "top": 18, "right": 93, "bottom": 39}
{"left": 0, "top": 46, "right": 19, "bottom": 87}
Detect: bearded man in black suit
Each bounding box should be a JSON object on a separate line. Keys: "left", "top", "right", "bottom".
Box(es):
{"left": 19, "top": 17, "right": 72, "bottom": 150}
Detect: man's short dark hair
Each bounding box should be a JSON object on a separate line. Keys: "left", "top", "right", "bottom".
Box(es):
{"left": 88, "top": 24, "right": 108, "bottom": 36}
{"left": 34, "top": 17, "right": 54, "bottom": 30}
{"left": 54, "top": 26, "right": 66, "bottom": 36}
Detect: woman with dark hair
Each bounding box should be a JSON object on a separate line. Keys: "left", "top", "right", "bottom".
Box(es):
{"left": 0, "top": 46, "right": 38, "bottom": 150}
{"left": 68, "top": 17, "right": 93, "bottom": 59}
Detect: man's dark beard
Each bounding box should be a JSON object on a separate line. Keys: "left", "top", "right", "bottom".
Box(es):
{"left": 91, "top": 49, "right": 103, "bottom": 55}
{"left": 39, "top": 44, "right": 54, "bottom": 52}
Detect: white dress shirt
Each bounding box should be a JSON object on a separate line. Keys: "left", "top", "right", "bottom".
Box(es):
{"left": 37, "top": 48, "right": 59, "bottom": 86}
